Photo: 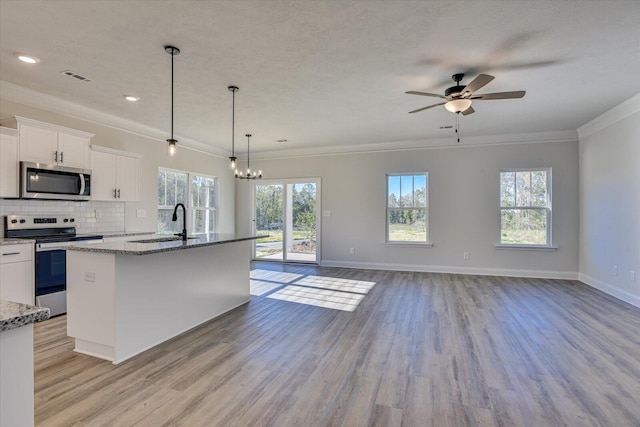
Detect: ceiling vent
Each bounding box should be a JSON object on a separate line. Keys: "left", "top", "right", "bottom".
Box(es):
{"left": 60, "top": 70, "right": 92, "bottom": 83}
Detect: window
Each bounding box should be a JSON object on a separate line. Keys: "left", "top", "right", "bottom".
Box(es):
{"left": 158, "top": 168, "right": 217, "bottom": 235}
{"left": 386, "top": 174, "right": 428, "bottom": 243}
{"left": 499, "top": 169, "right": 551, "bottom": 246}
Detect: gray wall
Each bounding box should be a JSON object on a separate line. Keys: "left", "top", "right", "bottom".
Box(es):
{"left": 237, "top": 140, "right": 580, "bottom": 278}
{"left": 579, "top": 107, "right": 640, "bottom": 306}
{"left": 0, "top": 99, "right": 235, "bottom": 234}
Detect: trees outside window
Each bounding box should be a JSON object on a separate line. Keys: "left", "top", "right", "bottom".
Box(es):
{"left": 500, "top": 169, "right": 551, "bottom": 246}
{"left": 158, "top": 168, "right": 216, "bottom": 235}
{"left": 386, "top": 174, "right": 428, "bottom": 243}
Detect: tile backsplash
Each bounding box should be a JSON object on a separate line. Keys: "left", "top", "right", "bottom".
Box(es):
{"left": 0, "top": 199, "right": 125, "bottom": 234}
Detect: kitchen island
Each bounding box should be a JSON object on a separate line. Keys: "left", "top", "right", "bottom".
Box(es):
{"left": 0, "top": 300, "right": 50, "bottom": 427}
{"left": 65, "top": 234, "right": 259, "bottom": 364}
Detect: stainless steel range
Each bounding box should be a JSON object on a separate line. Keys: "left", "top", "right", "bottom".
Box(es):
{"left": 3, "top": 214, "right": 103, "bottom": 317}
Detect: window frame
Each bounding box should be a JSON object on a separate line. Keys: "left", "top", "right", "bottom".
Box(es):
{"left": 385, "top": 172, "right": 430, "bottom": 245}
{"left": 158, "top": 167, "right": 218, "bottom": 235}
{"left": 498, "top": 167, "right": 552, "bottom": 248}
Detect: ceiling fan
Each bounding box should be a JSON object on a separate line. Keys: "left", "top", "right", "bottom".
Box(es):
{"left": 406, "top": 73, "right": 525, "bottom": 115}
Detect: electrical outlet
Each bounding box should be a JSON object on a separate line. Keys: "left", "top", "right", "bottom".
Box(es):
{"left": 136, "top": 209, "right": 146, "bottom": 218}
{"left": 84, "top": 272, "right": 95, "bottom": 282}
{"left": 631, "top": 270, "right": 636, "bottom": 281}
{"left": 349, "top": 247, "right": 355, "bottom": 255}
{"left": 323, "top": 211, "right": 331, "bottom": 217}
{"left": 613, "top": 265, "right": 618, "bottom": 276}
{"left": 463, "top": 251, "right": 470, "bottom": 260}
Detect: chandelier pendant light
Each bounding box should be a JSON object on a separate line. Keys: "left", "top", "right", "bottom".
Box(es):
{"left": 165, "top": 45, "right": 180, "bottom": 156}
{"left": 228, "top": 85, "right": 239, "bottom": 169}
{"left": 235, "top": 134, "right": 262, "bottom": 180}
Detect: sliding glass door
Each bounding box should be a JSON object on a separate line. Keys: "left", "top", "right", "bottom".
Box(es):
{"left": 253, "top": 178, "right": 320, "bottom": 263}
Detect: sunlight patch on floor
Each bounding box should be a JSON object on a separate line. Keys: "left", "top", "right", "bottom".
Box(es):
{"left": 250, "top": 269, "right": 304, "bottom": 283}
{"left": 250, "top": 280, "right": 286, "bottom": 296}
{"left": 294, "top": 275, "right": 376, "bottom": 294}
{"left": 267, "top": 285, "right": 366, "bottom": 312}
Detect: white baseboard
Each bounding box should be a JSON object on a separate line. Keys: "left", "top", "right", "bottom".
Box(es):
{"left": 320, "top": 260, "right": 579, "bottom": 280}
{"left": 578, "top": 273, "right": 640, "bottom": 308}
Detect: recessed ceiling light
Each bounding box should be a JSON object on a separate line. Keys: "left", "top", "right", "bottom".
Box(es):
{"left": 123, "top": 95, "right": 140, "bottom": 102}
{"left": 15, "top": 53, "right": 40, "bottom": 64}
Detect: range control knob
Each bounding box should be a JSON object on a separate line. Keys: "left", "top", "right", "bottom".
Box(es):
{"left": 70, "top": 218, "right": 75, "bottom": 223}
{"left": 19, "top": 219, "right": 26, "bottom": 223}
{"left": 11, "top": 219, "right": 17, "bottom": 224}
{"left": 63, "top": 219, "right": 69, "bottom": 223}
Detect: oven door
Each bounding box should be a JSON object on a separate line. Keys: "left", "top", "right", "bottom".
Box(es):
{"left": 35, "top": 248, "right": 66, "bottom": 296}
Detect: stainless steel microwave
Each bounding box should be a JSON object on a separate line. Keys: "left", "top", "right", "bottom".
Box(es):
{"left": 20, "top": 162, "right": 91, "bottom": 201}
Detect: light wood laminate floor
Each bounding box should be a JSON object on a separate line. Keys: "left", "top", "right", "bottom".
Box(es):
{"left": 34, "top": 263, "right": 640, "bottom": 426}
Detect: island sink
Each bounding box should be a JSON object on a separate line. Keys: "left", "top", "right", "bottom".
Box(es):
{"left": 130, "top": 236, "right": 198, "bottom": 244}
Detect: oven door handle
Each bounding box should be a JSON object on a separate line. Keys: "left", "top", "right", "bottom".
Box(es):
{"left": 37, "top": 243, "right": 69, "bottom": 251}
{"left": 79, "top": 173, "right": 86, "bottom": 196}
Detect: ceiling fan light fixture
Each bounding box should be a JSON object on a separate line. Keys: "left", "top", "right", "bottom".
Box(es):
{"left": 445, "top": 99, "right": 472, "bottom": 114}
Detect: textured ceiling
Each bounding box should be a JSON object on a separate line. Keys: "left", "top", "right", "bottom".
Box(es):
{"left": 1, "top": 0, "right": 639, "bottom": 157}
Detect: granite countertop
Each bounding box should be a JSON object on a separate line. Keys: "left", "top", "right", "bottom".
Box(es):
{"left": 0, "top": 300, "right": 50, "bottom": 332}
{"left": 0, "top": 238, "right": 35, "bottom": 246}
{"left": 66, "top": 233, "right": 264, "bottom": 255}
{"left": 100, "top": 231, "right": 155, "bottom": 238}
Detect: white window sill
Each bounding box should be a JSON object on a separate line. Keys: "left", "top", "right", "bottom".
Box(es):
{"left": 383, "top": 242, "right": 434, "bottom": 248}
{"left": 494, "top": 244, "right": 557, "bottom": 251}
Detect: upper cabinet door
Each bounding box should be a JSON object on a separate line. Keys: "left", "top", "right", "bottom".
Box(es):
{"left": 19, "top": 123, "right": 59, "bottom": 164}
{"left": 58, "top": 132, "right": 90, "bottom": 169}
{"left": 91, "top": 150, "right": 117, "bottom": 201}
{"left": 0, "top": 129, "right": 19, "bottom": 197}
{"left": 116, "top": 155, "right": 139, "bottom": 202}
{"left": 0, "top": 117, "right": 94, "bottom": 169}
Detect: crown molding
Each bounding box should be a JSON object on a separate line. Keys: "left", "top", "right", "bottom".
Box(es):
{"left": 1, "top": 80, "right": 578, "bottom": 161}
{"left": 0, "top": 80, "right": 229, "bottom": 158}
{"left": 251, "top": 130, "right": 578, "bottom": 160}
{"left": 577, "top": 92, "right": 640, "bottom": 139}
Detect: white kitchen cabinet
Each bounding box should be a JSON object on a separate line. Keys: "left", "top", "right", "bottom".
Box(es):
{"left": 0, "top": 116, "right": 93, "bottom": 169}
{"left": 0, "top": 243, "right": 34, "bottom": 305}
{"left": 0, "top": 127, "right": 19, "bottom": 198}
{"left": 91, "top": 145, "right": 142, "bottom": 202}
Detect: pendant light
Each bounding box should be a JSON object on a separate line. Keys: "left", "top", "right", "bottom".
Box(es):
{"left": 165, "top": 45, "right": 180, "bottom": 156}
{"left": 228, "top": 85, "right": 239, "bottom": 169}
{"left": 235, "top": 134, "right": 262, "bottom": 180}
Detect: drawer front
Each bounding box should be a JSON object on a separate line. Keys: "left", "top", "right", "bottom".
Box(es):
{"left": 0, "top": 245, "right": 33, "bottom": 264}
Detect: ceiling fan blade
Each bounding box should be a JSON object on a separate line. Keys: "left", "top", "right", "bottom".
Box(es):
{"left": 405, "top": 91, "right": 448, "bottom": 99}
{"left": 472, "top": 91, "right": 525, "bottom": 100}
{"left": 462, "top": 74, "right": 494, "bottom": 95}
{"left": 461, "top": 106, "right": 475, "bottom": 116}
{"left": 408, "top": 102, "right": 446, "bottom": 114}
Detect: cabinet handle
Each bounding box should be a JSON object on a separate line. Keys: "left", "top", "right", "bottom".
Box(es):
{"left": 2, "top": 252, "right": 20, "bottom": 256}
{"left": 113, "top": 189, "right": 117, "bottom": 199}
{"left": 117, "top": 189, "right": 121, "bottom": 198}
{"left": 54, "top": 150, "right": 58, "bottom": 162}
{"left": 60, "top": 152, "right": 64, "bottom": 163}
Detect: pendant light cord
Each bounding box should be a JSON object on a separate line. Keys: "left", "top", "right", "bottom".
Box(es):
{"left": 232, "top": 90, "right": 235, "bottom": 156}
{"left": 170, "top": 49, "right": 174, "bottom": 140}
{"left": 247, "top": 134, "right": 251, "bottom": 172}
